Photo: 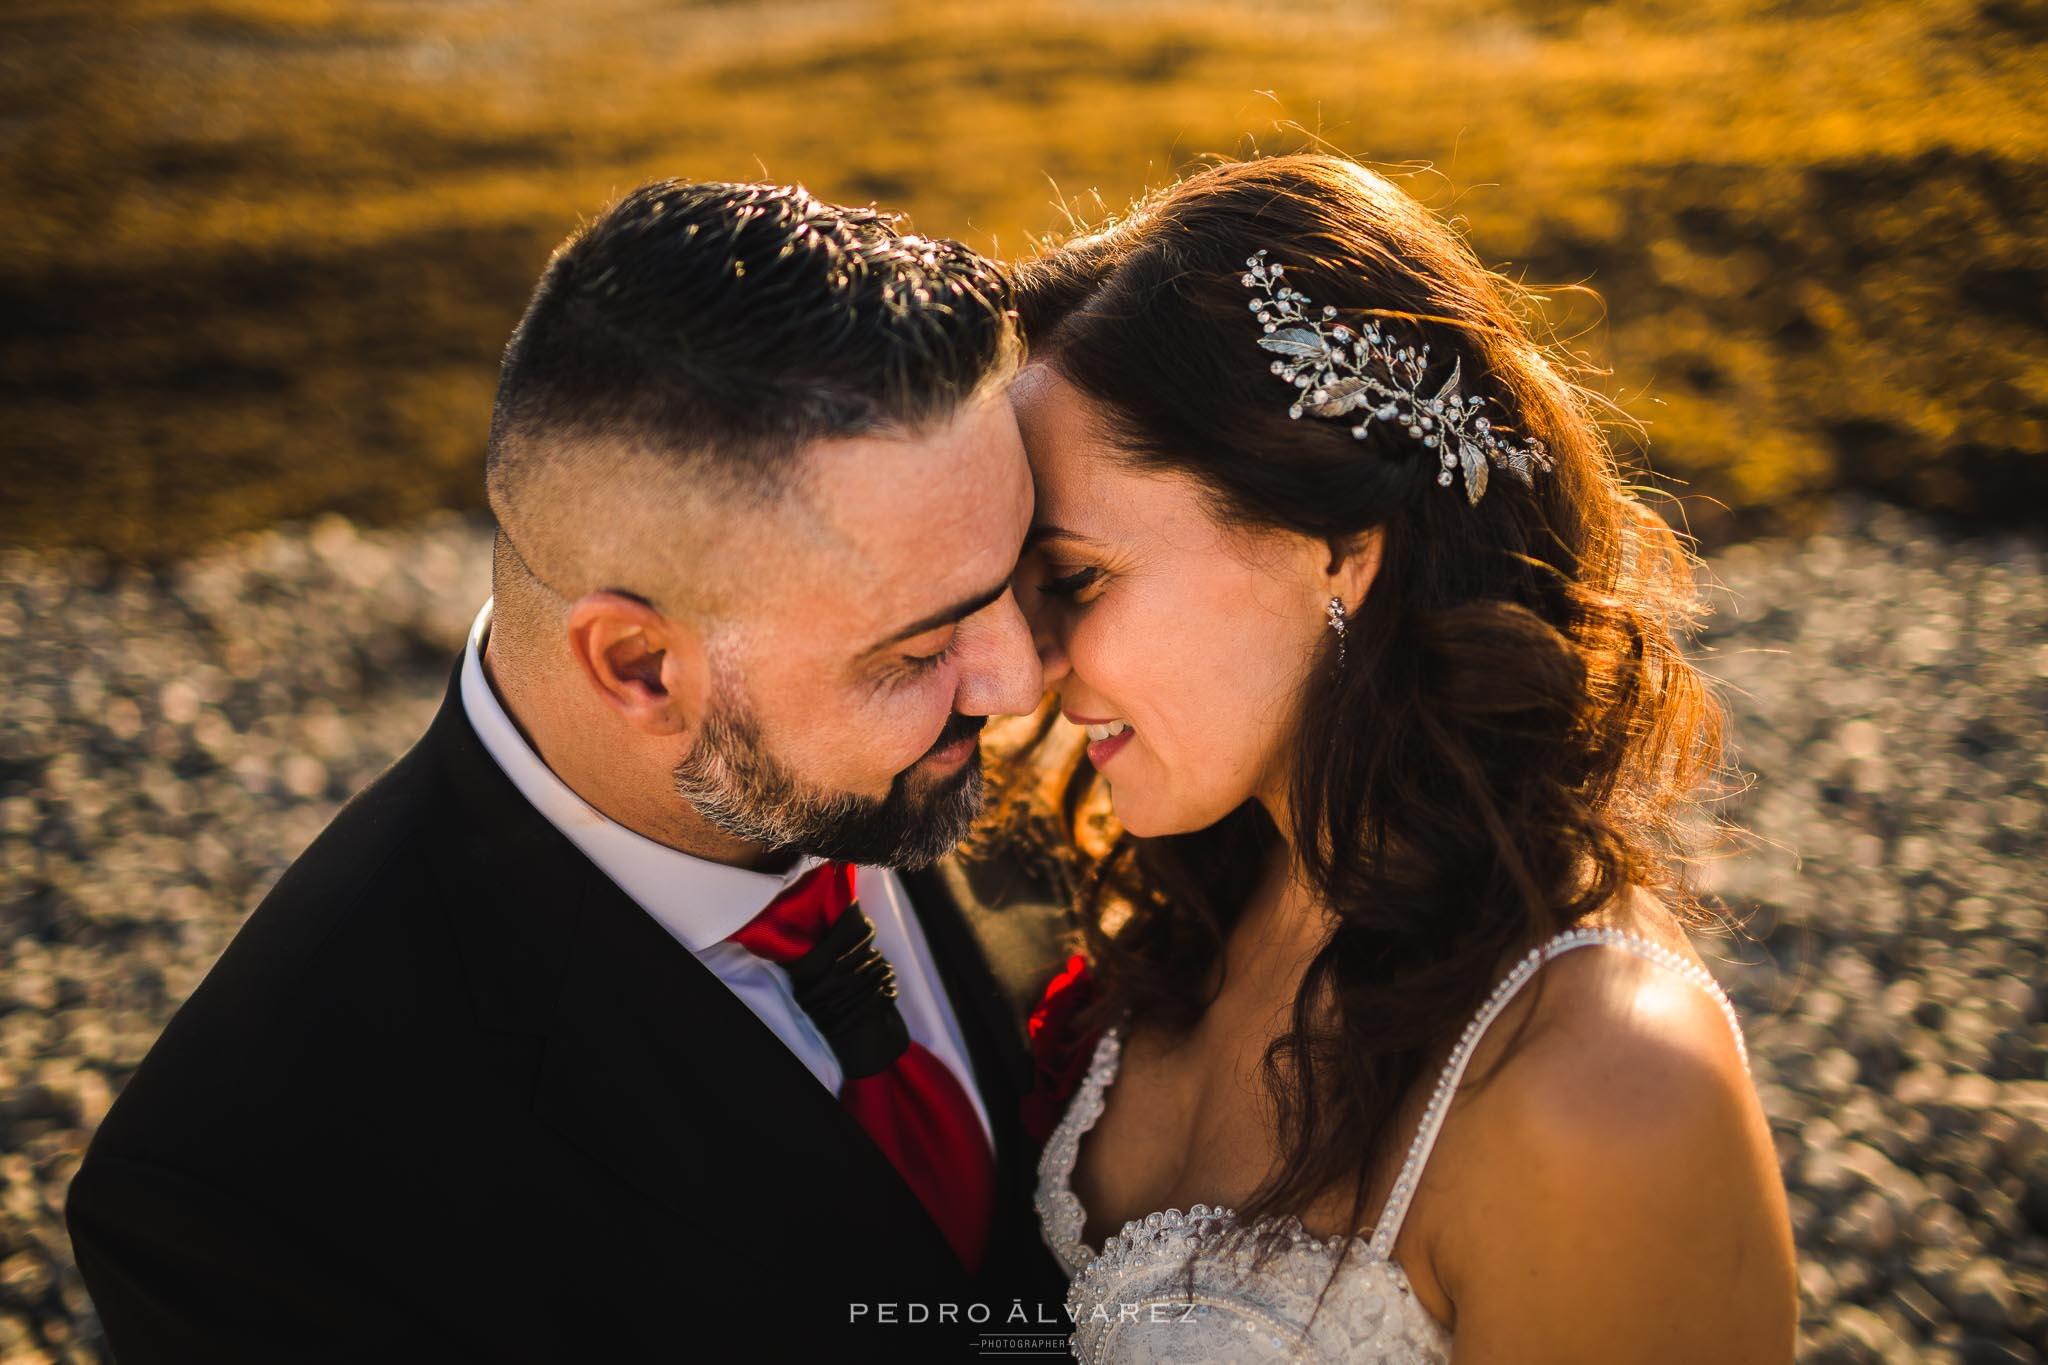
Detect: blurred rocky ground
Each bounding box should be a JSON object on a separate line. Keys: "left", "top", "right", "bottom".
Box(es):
{"left": 0, "top": 499, "right": 2043, "bottom": 1362}
{"left": 1698, "top": 505, "right": 2048, "bottom": 1364}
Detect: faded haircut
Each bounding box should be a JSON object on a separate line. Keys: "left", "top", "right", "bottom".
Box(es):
{"left": 486, "top": 179, "right": 1021, "bottom": 523}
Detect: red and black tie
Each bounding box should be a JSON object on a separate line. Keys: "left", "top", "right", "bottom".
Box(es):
{"left": 725, "top": 862, "right": 993, "bottom": 1272}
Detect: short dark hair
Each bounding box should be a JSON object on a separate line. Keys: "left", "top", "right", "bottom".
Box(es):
{"left": 488, "top": 180, "right": 1018, "bottom": 499}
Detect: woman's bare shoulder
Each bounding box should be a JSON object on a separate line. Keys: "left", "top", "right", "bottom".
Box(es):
{"left": 1420, "top": 908, "right": 1796, "bottom": 1362}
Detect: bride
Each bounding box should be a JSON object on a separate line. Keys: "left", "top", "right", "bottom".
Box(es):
{"left": 996, "top": 155, "right": 1798, "bottom": 1362}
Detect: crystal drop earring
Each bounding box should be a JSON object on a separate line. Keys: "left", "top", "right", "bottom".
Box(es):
{"left": 1326, "top": 596, "right": 1348, "bottom": 667}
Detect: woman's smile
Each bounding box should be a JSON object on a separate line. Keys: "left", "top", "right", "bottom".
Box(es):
{"left": 1065, "top": 710, "right": 1137, "bottom": 766}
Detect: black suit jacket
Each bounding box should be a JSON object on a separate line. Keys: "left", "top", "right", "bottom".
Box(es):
{"left": 67, "top": 666, "right": 1075, "bottom": 1362}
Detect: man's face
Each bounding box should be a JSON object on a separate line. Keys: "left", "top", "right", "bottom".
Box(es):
{"left": 672, "top": 394, "right": 1042, "bottom": 868}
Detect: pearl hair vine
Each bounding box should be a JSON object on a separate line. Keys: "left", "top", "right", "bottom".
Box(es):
{"left": 1242, "top": 250, "right": 1553, "bottom": 506}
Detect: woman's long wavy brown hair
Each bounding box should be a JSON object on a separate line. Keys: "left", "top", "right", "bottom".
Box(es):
{"left": 982, "top": 154, "right": 1731, "bottom": 1252}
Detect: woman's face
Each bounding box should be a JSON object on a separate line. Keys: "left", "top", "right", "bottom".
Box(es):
{"left": 1011, "top": 364, "right": 1375, "bottom": 837}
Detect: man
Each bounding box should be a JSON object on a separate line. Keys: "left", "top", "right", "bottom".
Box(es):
{"left": 67, "top": 181, "right": 1074, "bottom": 1360}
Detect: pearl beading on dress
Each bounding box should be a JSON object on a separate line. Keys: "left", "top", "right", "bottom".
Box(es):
{"left": 1032, "top": 926, "right": 1750, "bottom": 1362}
{"left": 1064, "top": 1202, "right": 1448, "bottom": 1362}
{"left": 1037, "top": 1026, "right": 1452, "bottom": 1361}
{"left": 1035, "top": 1026, "right": 1122, "bottom": 1276}
{"left": 1367, "top": 925, "right": 1749, "bottom": 1259}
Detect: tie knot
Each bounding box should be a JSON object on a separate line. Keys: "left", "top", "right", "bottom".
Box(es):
{"left": 728, "top": 861, "right": 856, "bottom": 963}
{"left": 728, "top": 861, "right": 908, "bottom": 1079}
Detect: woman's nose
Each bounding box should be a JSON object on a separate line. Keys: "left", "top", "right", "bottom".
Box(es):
{"left": 1010, "top": 566, "right": 1069, "bottom": 689}
{"left": 1030, "top": 606, "right": 1071, "bottom": 688}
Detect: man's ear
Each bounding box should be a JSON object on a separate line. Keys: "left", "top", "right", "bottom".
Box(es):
{"left": 1324, "top": 528, "right": 1383, "bottom": 612}
{"left": 563, "top": 592, "right": 712, "bottom": 740}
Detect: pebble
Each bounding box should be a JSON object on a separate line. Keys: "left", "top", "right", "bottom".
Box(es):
{"left": 0, "top": 497, "right": 2042, "bottom": 1360}
{"left": 1834, "top": 1190, "right": 1900, "bottom": 1259}
{"left": 1816, "top": 1304, "right": 1919, "bottom": 1365}
{"left": 1946, "top": 1257, "right": 2023, "bottom": 1335}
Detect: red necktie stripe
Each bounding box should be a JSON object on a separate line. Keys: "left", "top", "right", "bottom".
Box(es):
{"left": 728, "top": 863, "right": 994, "bottom": 1272}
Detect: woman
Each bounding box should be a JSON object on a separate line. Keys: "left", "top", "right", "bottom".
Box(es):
{"left": 998, "top": 156, "right": 1798, "bottom": 1361}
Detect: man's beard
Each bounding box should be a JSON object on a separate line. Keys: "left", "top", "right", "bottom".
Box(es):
{"left": 671, "top": 685, "right": 988, "bottom": 870}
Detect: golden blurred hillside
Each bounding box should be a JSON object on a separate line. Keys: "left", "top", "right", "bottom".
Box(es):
{"left": 3, "top": 0, "right": 2044, "bottom": 558}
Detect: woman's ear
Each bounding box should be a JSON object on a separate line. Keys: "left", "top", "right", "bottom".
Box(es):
{"left": 563, "top": 592, "right": 712, "bottom": 740}
{"left": 1324, "top": 529, "right": 1383, "bottom": 613}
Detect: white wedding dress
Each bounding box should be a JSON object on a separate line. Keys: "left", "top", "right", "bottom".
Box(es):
{"left": 1034, "top": 926, "right": 1750, "bottom": 1363}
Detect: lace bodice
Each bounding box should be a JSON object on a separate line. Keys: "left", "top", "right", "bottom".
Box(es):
{"left": 1032, "top": 927, "right": 1748, "bottom": 1362}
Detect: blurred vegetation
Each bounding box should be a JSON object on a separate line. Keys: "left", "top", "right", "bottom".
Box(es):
{"left": 2, "top": 0, "right": 2044, "bottom": 559}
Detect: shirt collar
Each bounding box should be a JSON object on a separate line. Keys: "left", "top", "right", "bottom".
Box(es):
{"left": 459, "top": 598, "right": 822, "bottom": 950}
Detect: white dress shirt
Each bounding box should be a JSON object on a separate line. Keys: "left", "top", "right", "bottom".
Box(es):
{"left": 459, "top": 600, "right": 993, "bottom": 1152}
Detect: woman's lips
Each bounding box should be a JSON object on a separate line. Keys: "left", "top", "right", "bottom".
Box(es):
{"left": 1085, "top": 727, "right": 1135, "bottom": 767}
{"left": 1063, "top": 710, "right": 1134, "bottom": 767}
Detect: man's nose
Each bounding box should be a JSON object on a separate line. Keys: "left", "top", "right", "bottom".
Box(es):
{"left": 953, "top": 588, "right": 1045, "bottom": 718}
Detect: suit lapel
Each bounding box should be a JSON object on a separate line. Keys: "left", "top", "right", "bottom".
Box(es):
{"left": 903, "top": 856, "right": 1077, "bottom": 1098}
{"left": 902, "top": 865, "right": 1028, "bottom": 1110}
{"left": 528, "top": 875, "right": 967, "bottom": 1285}
{"left": 901, "top": 856, "right": 1075, "bottom": 1302}
{"left": 416, "top": 672, "right": 967, "bottom": 1288}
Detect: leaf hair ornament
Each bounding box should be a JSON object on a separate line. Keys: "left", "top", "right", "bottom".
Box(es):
{"left": 1242, "top": 250, "right": 1552, "bottom": 505}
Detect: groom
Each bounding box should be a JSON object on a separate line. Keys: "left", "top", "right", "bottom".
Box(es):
{"left": 67, "top": 182, "right": 1072, "bottom": 1359}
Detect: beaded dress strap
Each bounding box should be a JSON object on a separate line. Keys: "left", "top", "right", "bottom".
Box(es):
{"left": 1365, "top": 927, "right": 1747, "bottom": 1259}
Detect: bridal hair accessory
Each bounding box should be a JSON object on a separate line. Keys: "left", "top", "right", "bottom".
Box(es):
{"left": 1242, "top": 250, "right": 1553, "bottom": 506}
{"left": 1326, "top": 595, "right": 1348, "bottom": 666}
